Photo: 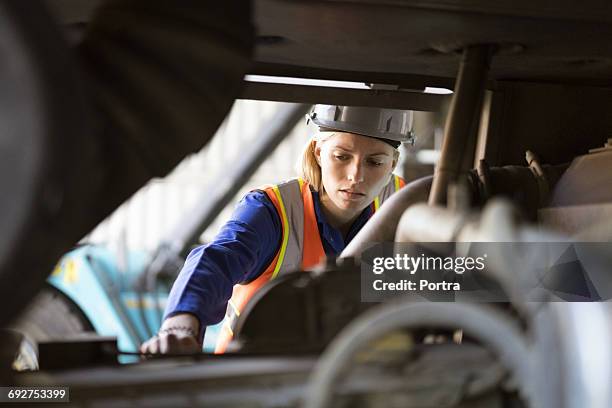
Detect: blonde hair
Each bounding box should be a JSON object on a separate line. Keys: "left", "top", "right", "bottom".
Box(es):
{"left": 297, "top": 131, "right": 400, "bottom": 192}
{"left": 298, "top": 132, "right": 335, "bottom": 192}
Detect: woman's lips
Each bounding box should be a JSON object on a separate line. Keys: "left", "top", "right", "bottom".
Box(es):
{"left": 339, "top": 189, "right": 365, "bottom": 200}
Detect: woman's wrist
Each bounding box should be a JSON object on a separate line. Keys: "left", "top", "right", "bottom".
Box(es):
{"left": 160, "top": 313, "right": 200, "bottom": 338}
{"left": 157, "top": 325, "right": 197, "bottom": 338}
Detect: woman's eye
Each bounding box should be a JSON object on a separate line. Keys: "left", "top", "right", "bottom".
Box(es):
{"left": 334, "top": 155, "right": 348, "bottom": 161}
{"left": 368, "top": 160, "right": 383, "bottom": 166}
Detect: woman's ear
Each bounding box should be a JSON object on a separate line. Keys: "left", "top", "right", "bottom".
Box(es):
{"left": 391, "top": 150, "right": 400, "bottom": 171}
{"left": 314, "top": 142, "right": 322, "bottom": 165}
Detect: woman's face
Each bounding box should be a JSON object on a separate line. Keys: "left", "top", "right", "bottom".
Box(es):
{"left": 315, "top": 132, "right": 397, "bottom": 215}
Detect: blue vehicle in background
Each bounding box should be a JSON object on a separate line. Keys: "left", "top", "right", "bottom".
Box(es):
{"left": 14, "top": 243, "right": 224, "bottom": 366}
{"left": 47, "top": 245, "right": 167, "bottom": 357}
{"left": 13, "top": 245, "right": 173, "bottom": 365}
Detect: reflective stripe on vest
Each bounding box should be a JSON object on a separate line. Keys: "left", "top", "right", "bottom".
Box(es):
{"left": 214, "top": 175, "right": 405, "bottom": 353}
{"left": 372, "top": 174, "right": 406, "bottom": 212}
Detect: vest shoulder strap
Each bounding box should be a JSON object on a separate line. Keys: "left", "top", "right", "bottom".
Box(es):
{"left": 261, "top": 178, "right": 305, "bottom": 278}
{"left": 372, "top": 174, "right": 406, "bottom": 212}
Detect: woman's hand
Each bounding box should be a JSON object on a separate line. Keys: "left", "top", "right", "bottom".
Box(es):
{"left": 140, "top": 313, "right": 201, "bottom": 355}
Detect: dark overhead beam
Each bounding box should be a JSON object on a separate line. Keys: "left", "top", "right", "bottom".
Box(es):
{"left": 240, "top": 81, "right": 447, "bottom": 112}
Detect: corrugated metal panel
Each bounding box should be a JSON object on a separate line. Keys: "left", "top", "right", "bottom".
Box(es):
{"left": 86, "top": 101, "right": 311, "bottom": 252}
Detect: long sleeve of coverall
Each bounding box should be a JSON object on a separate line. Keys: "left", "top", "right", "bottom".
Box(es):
{"left": 163, "top": 190, "right": 282, "bottom": 340}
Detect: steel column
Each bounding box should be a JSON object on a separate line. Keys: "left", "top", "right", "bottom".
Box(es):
{"left": 429, "top": 45, "right": 494, "bottom": 206}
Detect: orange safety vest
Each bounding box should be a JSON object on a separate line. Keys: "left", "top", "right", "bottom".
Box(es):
{"left": 214, "top": 175, "right": 406, "bottom": 353}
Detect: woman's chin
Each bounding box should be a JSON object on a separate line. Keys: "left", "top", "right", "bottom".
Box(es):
{"left": 333, "top": 196, "right": 366, "bottom": 211}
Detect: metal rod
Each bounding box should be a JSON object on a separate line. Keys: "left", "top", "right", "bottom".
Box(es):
{"left": 429, "top": 45, "right": 494, "bottom": 206}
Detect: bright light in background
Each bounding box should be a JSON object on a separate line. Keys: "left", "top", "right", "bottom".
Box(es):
{"left": 424, "top": 87, "right": 453, "bottom": 94}
{"left": 245, "top": 75, "right": 369, "bottom": 89}
{"left": 245, "top": 75, "right": 453, "bottom": 94}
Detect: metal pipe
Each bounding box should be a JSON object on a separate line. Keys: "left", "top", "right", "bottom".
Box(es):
{"left": 304, "top": 301, "right": 532, "bottom": 408}
{"left": 394, "top": 199, "right": 570, "bottom": 319}
{"left": 429, "top": 45, "right": 494, "bottom": 206}
{"left": 395, "top": 203, "right": 470, "bottom": 243}
{"left": 341, "top": 175, "right": 432, "bottom": 258}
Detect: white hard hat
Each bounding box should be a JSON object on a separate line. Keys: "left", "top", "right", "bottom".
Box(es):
{"left": 306, "top": 104, "right": 415, "bottom": 146}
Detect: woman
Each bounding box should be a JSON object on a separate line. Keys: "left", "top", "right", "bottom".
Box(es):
{"left": 140, "top": 104, "right": 414, "bottom": 354}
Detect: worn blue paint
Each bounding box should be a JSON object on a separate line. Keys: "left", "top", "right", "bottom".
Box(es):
{"left": 47, "top": 245, "right": 165, "bottom": 362}
{"left": 47, "top": 244, "right": 224, "bottom": 361}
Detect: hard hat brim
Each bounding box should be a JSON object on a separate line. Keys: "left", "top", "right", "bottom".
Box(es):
{"left": 308, "top": 105, "right": 414, "bottom": 144}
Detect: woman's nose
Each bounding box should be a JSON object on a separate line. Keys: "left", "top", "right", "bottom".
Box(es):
{"left": 347, "top": 160, "right": 364, "bottom": 183}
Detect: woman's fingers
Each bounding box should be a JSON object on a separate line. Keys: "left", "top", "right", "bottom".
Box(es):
{"left": 159, "top": 332, "right": 176, "bottom": 354}
{"left": 177, "top": 335, "right": 200, "bottom": 353}
{"left": 148, "top": 337, "right": 160, "bottom": 354}
{"left": 141, "top": 332, "right": 200, "bottom": 355}
{"left": 140, "top": 337, "right": 153, "bottom": 353}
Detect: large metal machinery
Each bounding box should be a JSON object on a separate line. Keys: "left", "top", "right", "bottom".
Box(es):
{"left": 2, "top": 1, "right": 612, "bottom": 407}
